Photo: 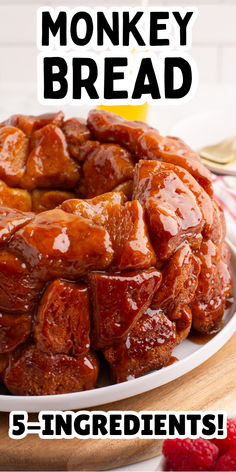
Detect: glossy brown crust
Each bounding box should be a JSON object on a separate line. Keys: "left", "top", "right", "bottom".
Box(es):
{"left": 209, "top": 199, "right": 226, "bottom": 245}
{"left": 9, "top": 209, "right": 114, "bottom": 280}
{"left": 107, "top": 199, "right": 156, "bottom": 270}
{"left": 113, "top": 180, "right": 133, "bottom": 200}
{"left": 151, "top": 243, "right": 201, "bottom": 320}
{"left": 61, "top": 191, "right": 125, "bottom": 217}
{"left": 87, "top": 108, "right": 153, "bottom": 154}
{"left": 0, "top": 126, "right": 29, "bottom": 186}
{"left": 0, "top": 251, "right": 43, "bottom": 313}
{"left": 0, "top": 180, "right": 31, "bottom": 212}
{"left": 103, "top": 308, "right": 176, "bottom": 383}
{"left": 136, "top": 132, "right": 213, "bottom": 196}
{"left": 158, "top": 161, "right": 215, "bottom": 238}
{"left": 0, "top": 353, "right": 8, "bottom": 374}
{"left": 89, "top": 269, "right": 162, "bottom": 349}
{"left": 133, "top": 160, "right": 203, "bottom": 260}
{"left": 32, "top": 189, "right": 75, "bottom": 213}
{"left": 61, "top": 193, "right": 156, "bottom": 271}
{"left": 21, "top": 124, "right": 81, "bottom": 190}
{"left": 0, "top": 207, "right": 34, "bottom": 245}
{"left": 3, "top": 345, "right": 99, "bottom": 395}
{"left": 83, "top": 143, "right": 134, "bottom": 198}
{"left": 1, "top": 112, "right": 65, "bottom": 136}
{"left": 87, "top": 109, "right": 213, "bottom": 196}
{"left": 34, "top": 280, "right": 90, "bottom": 356}
{"left": 0, "top": 313, "right": 32, "bottom": 353}
{"left": 190, "top": 241, "right": 232, "bottom": 333}
{"left": 62, "top": 118, "right": 92, "bottom": 160}
{"left": 0, "top": 109, "right": 232, "bottom": 395}
{"left": 175, "top": 306, "right": 192, "bottom": 344}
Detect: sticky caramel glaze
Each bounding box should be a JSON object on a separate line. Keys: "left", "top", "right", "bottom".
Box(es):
{"left": 151, "top": 244, "right": 201, "bottom": 319}
{"left": 0, "top": 180, "right": 31, "bottom": 212}
{"left": 0, "top": 206, "right": 34, "bottom": 245}
{"left": 31, "top": 189, "right": 75, "bottom": 213}
{"left": 21, "top": 124, "right": 81, "bottom": 190}
{"left": 87, "top": 108, "right": 154, "bottom": 154}
{"left": 103, "top": 308, "right": 177, "bottom": 383}
{"left": 34, "top": 280, "right": 90, "bottom": 356}
{"left": 133, "top": 160, "right": 203, "bottom": 260}
{"left": 61, "top": 193, "right": 156, "bottom": 271}
{"left": 62, "top": 118, "right": 92, "bottom": 160}
{"left": 190, "top": 241, "right": 232, "bottom": 333}
{"left": 3, "top": 344, "right": 99, "bottom": 395}
{"left": 165, "top": 356, "right": 179, "bottom": 367}
{"left": 226, "top": 296, "right": 234, "bottom": 309}
{"left": 158, "top": 163, "right": 214, "bottom": 238}
{"left": 0, "top": 313, "right": 32, "bottom": 353}
{"left": 88, "top": 269, "right": 162, "bottom": 349}
{"left": 9, "top": 208, "right": 114, "bottom": 281}
{"left": 83, "top": 143, "right": 134, "bottom": 198}
{"left": 210, "top": 199, "right": 226, "bottom": 245}
{"left": 0, "top": 354, "right": 8, "bottom": 374}
{"left": 188, "top": 322, "right": 223, "bottom": 345}
{"left": 136, "top": 132, "right": 213, "bottom": 196}
{"left": 175, "top": 306, "right": 192, "bottom": 344}
{"left": 87, "top": 109, "right": 213, "bottom": 196}
{"left": 0, "top": 126, "right": 29, "bottom": 186}
{"left": 0, "top": 250, "right": 44, "bottom": 313}
{"left": 133, "top": 158, "right": 215, "bottom": 239}
{"left": 112, "top": 180, "right": 133, "bottom": 200}
{"left": 1, "top": 111, "right": 64, "bottom": 136}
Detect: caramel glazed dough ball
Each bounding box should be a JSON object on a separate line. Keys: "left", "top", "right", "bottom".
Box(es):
{"left": 0, "top": 109, "right": 232, "bottom": 396}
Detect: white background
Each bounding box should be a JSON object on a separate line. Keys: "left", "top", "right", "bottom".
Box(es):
{"left": 0, "top": 0, "right": 235, "bottom": 133}
{"left": 0, "top": 0, "right": 236, "bottom": 85}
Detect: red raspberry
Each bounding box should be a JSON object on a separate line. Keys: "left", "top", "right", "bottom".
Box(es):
{"left": 212, "top": 448, "right": 236, "bottom": 471}
{"left": 162, "top": 438, "right": 219, "bottom": 471}
{"left": 211, "top": 419, "right": 236, "bottom": 455}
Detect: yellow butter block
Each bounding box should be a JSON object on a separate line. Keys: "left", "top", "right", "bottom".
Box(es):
{"left": 97, "top": 103, "right": 149, "bottom": 122}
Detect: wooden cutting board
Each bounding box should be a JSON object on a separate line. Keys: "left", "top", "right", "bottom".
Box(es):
{"left": 0, "top": 333, "right": 235, "bottom": 471}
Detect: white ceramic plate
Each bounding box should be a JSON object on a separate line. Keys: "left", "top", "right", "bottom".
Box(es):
{"left": 0, "top": 240, "right": 235, "bottom": 413}
{"left": 169, "top": 108, "right": 236, "bottom": 176}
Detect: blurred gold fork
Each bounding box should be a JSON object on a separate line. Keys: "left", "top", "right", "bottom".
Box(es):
{"left": 199, "top": 136, "right": 236, "bottom": 165}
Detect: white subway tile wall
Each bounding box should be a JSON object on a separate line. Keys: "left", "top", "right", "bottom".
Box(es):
{"left": 0, "top": 1, "right": 235, "bottom": 84}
